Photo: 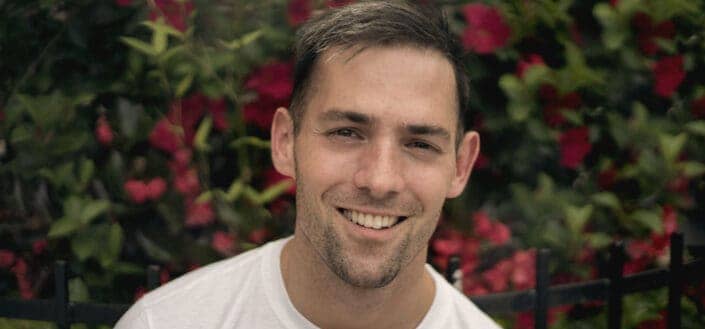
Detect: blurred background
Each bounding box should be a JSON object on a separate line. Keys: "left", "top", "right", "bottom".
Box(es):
{"left": 1, "top": 0, "right": 704, "bottom": 328}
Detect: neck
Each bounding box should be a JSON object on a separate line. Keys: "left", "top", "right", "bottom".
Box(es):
{"left": 281, "top": 235, "right": 435, "bottom": 329}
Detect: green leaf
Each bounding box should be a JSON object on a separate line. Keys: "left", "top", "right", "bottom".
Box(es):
{"left": 658, "top": 132, "right": 687, "bottom": 163}
{"left": 564, "top": 204, "right": 593, "bottom": 234}
{"left": 679, "top": 161, "right": 705, "bottom": 177}
{"left": 630, "top": 210, "right": 662, "bottom": 233}
{"left": 141, "top": 20, "right": 184, "bottom": 39}
{"left": 78, "top": 159, "right": 95, "bottom": 187}
{"left": 220, "top": 29, "right": 264, "bottom": 50}
{"left": 194, "top": 116, "right": 212, "bottom": 152}
{"left": 586, "top": 232, "right": 613, "bottom": 249}
{"left": 592, "top": 192, "right": 622, "bottom": 211}
{"left": 594, "top": 3, "right": 627, "bottom": 50}
{"left": 120, "top": 37, "right": 157, "bottom": 56}
{"left": 258, "top": 179, "right": 294, "bottom": 204}
{"left": 685, "top": 121, "right": 705, "bottom": 136}
{"left": 225, "top": 179, "right": 245, "bottom": 202}
{"left": 108, "top": 261, "right": 143, "bottom": 275}
{"left": 136, "top": 232, "right": 173, "bottom": 262}
{"left": 68, "top": 278, "right": 90, "bottom": 302}
{"left": 71, "top": 230, "right": 95, "bottom": 261}
{"left": 152, "top": 28, "right": 168, "bottom": 55}
{"left": 48, "top": 216, "right": 82, "bottom": 238}
{"left": 79, "top": 200, "right": 110, "bottom": 225}
{"left": 175, "top": 74, "right": 194, "bottom": 98}
{"left": 99, "top": 223, "right": 124, "bottom": 267}
{"left": 229, "top": 136, "right": 271, "bottom": 149}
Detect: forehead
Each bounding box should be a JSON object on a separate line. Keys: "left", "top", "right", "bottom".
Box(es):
{"left": 303, "top": 46, "right": 458, "bottom": 133}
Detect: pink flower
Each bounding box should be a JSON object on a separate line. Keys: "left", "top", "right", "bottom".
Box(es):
{"left": 691, "top": 96, "right": 705, "bottom": 119}
{"left": 482, "top": 259, "right": 511, "bottom": 292}
{"left": 149, "top": 0, "right": 194, "bottom": 32}
{"left": 211, "top": 231, "right": 235, "bottom": 256}
{"left": 559, "top": 127, "right": 592, "bottom": 169}
{"left": 472, "top": 211, "right": 494, "bottom": 237}
{"left": 173, "top": 168, "right": 200, "bottom": 197}
{"left": 11, "top": 258, "right": 34, "bottom": 299}
{"left": 146, "top": 178, "right": 167, "bottom": 200}
{"left": 185, "top": 201, "right": 215, "bottom": 227}
{"left": 0, "top": 249, "right": 15, "bottom": 268}
{"left": 510, "top": 250, "right": 536, "bottom": 290}
{"left": 287, "top": 0, "right": 312, "bottom": 26}
{"left": 208, "top": 98, "right": 229, "bottom": 131}
{"left": 516, "top": 54, "right": 545, "bottom": 78}
{"left": 95, "top": 115, "right": 114, "bottom": 146}
{"left": 487, "top": 222, "right": 511, "bottom": 245}
{"left": 124, "top": 180, "right": 149, "bottom": 204}
{"left": 461, "top": 4, "right": 511, "bottom": 54}
{"left": 653, "top": 55, "right": 685, "bottom": 98}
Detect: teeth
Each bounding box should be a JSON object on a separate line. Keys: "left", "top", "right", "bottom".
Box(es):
{"left": 343, "top": 209, "right": 400, "bottom": 229}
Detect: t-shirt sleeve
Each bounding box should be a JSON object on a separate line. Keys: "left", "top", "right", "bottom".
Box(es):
{"left": 114, "top": 301, "right": 151, "bottom": 329}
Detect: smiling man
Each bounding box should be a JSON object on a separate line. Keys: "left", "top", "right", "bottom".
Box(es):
{"left": 116, "top": 1, "right": 500, "bottom": 328}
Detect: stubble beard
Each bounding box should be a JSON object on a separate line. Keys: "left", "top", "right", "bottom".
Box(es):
{"left": 294, "top": 164, "right": 426, "bottom": 289}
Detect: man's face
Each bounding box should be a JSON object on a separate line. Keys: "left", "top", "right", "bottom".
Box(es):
{"left": 275, "top": 46, "right": 477, "bottom": 288}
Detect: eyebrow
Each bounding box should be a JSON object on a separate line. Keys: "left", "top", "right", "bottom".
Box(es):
{"left": 406, "top": 124, "right": 451, "bottom": 141}
{"left": 319, "top": 109, "right": 372, "bottom": 124}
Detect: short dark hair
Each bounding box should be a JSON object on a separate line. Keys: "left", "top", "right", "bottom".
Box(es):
{"left": 289, "top": 0, "right": 469, "bottom": 144}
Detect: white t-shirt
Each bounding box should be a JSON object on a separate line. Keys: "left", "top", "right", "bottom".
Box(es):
{"left": 115, "top": 237, "right": 501, "bottom": 328}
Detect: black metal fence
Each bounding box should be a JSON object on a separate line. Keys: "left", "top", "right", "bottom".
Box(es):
{"left": 1, "top": 233, "right": 703, "bottom": 328}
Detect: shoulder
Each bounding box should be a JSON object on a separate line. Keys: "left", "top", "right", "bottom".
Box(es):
{"left": 424, "top": 265, "right": 502, "bottom": 329}
{"left": 115, "top": 238, "right": 289, "bottom": 329}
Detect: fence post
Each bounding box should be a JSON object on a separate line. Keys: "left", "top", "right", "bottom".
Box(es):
{"left": 667, "top": 233, "right": 683, "bottom": 329}
{"left": 535, "top": 249, "right": 550, "bottom": 329}
{"left": 147, "top": 265, "right": 160, "bottom": 291}
{"left": 54, "top": 261, "right": 70, "bottom": 329}
{"left": 608, "top": 241, "right": 625, "bottom": 329}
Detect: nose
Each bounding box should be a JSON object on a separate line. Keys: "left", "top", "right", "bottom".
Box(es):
{"left": 353, "top": 140, "right": 406, "bottom": 199}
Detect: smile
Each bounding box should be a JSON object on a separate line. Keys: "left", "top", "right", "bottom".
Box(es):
{"left": 338, "top": 208, "right": 407, "bottom": 230}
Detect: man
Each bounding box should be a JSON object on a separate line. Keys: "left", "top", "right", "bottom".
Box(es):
{"left": 116, "top": 1, "right": 500, "bottom": 328}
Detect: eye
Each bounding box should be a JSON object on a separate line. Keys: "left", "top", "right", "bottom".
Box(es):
{"left": 327, "top": 128, "right": 362, "bottom": 140}
{"left": 407, "top": 140, "right": 441, "bottom": 153}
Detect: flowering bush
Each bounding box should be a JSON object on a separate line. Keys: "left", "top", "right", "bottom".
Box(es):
{"left": 1, "top": 0, "right": 704, "bottom": 328}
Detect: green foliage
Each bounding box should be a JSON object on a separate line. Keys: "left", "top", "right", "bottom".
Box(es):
{"left": 1, "top": 0, "right": 704, "bottom": 328}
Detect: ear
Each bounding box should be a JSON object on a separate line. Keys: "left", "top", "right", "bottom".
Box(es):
{"left": 446, "top": 131, "right": 480, "bottom": 198}
{"left": 271, "top": 107, "right": 296, "bottom": 178}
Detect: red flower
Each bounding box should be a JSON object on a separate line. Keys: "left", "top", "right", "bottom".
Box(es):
{"left": 559, "top": 127, "right": 592, "bottom": 169}
{"left": 208, "top": 98, "right": 229, "bottom": 131}
{"left": 516, "top": 54, "right": 545, "bottom": 78}
{"left": 149, "top": 0, "right": 194, "bottom": 32}
{"left": 134, "top": 286, "right": 147, "bottom": 301}
{"left": 691, "top": 96, "right": 705, "bottom": 119}
{"left": 248, "top": 228, "right": 271, "bottom": 245}
{"left": 482, "top": 259, "right": 511, "bottom": 292}
{"left": 211, "top": 231, "right": 235, "bottom": 256}
{"left": 243, "top": 62, "right": 293, "bottom": 129}
{"left": 632, "top": 12, "right": 675, "bottom": 56}
{"left": 510, "top": 250, "right": 536, "bottom": 290}
{"left": 95, "top": 115, "right": 114, "bottom": 146}
{"left": 0, "top": 249, "right": 15, "bottom": 268}
{"left": 185, "top": 201, "right": 215, "bottom": 227}
{"left": 149, "top": 119, "right": 183, "bottom": 154}
{"left": 472, "top": 211, "right": 494, "bottom": 237}
{"left": 461, "top": 4, "right": 511, "bottom": 54}
{"left": 539, "top": 85, "right": 582, "bottom": 127}
{"left": 245, "top": 62, "right": 294, "bottom": 100}
{"left": 32, "top": 240, "right": 47, "bottom": 255}
{"left": 125, "top": 178, "right": 166, "bottom": 203}
{"left": 598, "top": 166, "right": 618, "bottom": 190}
{"left": 652, "top": 55, "right": 685, "bottom": 98}
{"left": 487, "top": 222, "right": 511, "bottom": 246}
{"left": 11, "top": 259, "right": 34, "bottom": 299}
{"left": 287, "top": 0, "right": 312, "bottom": 26}
{"left": 636, "top": 311, "right": 666, "bottom": 329}
{"left": 115, "top": 0, "right": 132, "bottom": 6}
{"left": 124, "top": 180, "right": 149, "bottom": 204}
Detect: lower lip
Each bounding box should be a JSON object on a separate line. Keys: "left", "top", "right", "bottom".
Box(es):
{"left": 339, "top": 211, "right": 401, "bottom": 242}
